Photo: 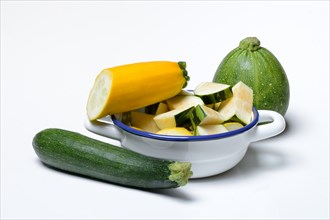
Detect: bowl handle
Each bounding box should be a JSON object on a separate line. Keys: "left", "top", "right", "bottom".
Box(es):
{"left": 84, "top": 118, "right": 123, "bottom": 141}
{"left": 248, "top": 110, "right": 286, "bottom": 143}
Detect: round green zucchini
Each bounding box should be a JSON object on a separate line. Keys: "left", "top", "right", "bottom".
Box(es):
{"left": 32, "top": 128, "right": 192, "bottom": 189}
{"left": 213, "top": 37, "right": 290, "bottom": 116}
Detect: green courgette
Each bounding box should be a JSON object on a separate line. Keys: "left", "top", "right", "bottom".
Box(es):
{"left": 32, "top": 128, "right": 192, "bottom": 189}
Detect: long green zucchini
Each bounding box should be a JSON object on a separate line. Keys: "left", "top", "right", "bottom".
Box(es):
{"left": 32, "top": 128, "right": 192, "bottom": 189}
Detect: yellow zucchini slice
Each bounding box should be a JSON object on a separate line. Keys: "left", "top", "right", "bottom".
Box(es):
{"left": 130, "top": 126, "right": 142, "bottom": 131}
{"left": 155, "top": 102, "right": 169, "bottom": 115}
{"left": 131, "top": 111, "right": 160, "bottom": 133}
{"left": 223, "top": 122, "right": 244, "bottom": 131}
{"left": 156, "top": 127, "right": 193, "bottom": 136}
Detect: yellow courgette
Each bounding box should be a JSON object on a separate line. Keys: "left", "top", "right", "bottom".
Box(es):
{"left": 87, "top": 61, "right": 189, "bottom": 120}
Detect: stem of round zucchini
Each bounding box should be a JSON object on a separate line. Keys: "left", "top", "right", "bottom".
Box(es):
{"left": 168, "top": 161, "right": 193, "bottom": 186}
{"left": 239, "top": 37, "right": 260, "bottom": 51}
{"left": 178, "top": 61, "right": 190, "bottom": 88}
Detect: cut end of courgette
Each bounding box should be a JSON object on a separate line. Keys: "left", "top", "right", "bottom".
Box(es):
{"left": 168, "top": 162, "right": 193, "bottom": 186}
{"left": 87, "top": 71, "right": 112, "bottom": 120}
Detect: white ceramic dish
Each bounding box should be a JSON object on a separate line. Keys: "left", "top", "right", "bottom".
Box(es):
{"left": 84, "top": 108, "right": 285, "bottom": 178}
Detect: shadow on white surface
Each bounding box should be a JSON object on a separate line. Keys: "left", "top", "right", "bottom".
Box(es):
{"left": 208, "top": 114, "right": 296, "bottom": 181}
{"left": 235, "top": 144, "right": 288, "bottom": 173}
{"left": 274, "top": 111, "right": 305, "bottom": 141}
{"left": 191, "top": 141, "right": 290, "bottom": 183}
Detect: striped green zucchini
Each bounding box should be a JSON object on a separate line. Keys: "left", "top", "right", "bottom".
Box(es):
{"left": 32, "top": 128, "right": 192, "bottom": 189}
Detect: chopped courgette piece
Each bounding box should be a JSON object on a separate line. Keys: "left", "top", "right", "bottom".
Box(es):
{"left": 153, "top": 107, "right": 194, "bottom": 129}
{"left": 156, "top": 127, "right": 193, "bottom": 136}
{"left": 155, "top": 102, "right": 168, "bottom": 115}
{"left": 206, "top": 102, "right": 222, "bottom": 111}
{"left": 178, "top": 90, "right": 194, "bottom": 96}
{"left": 190, "top": 105, "right": 224, "bottom": 130}
{"left": 196, "top": 124, "right": 228, "bottom": 135}
{"left": 131, "top": 111, "right": 160, "bottom": 133}
{"left": 166, "top": 95, "right": 204, "bottom": 110}
{"left": 144, "top": 103, "right": 159, "bottom": 115}
{"left": 145, "top": 102, "right": 169, "bottom": 115}
{"left": 219, "top": 81, "right": 253, "bottom": 125}
{"left": 223, "top": 122, "right": 244, "bottom": 131}
{"left": 194, "top": 82, "right": 232, "bottom": 104}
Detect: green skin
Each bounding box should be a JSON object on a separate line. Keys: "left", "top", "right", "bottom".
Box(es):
{"left": 197, "top": 88, "right": 233, "bottom": 105}
{"left": 175, "top": 107, "right": 195, "bottom": 128}
{"left": 190, "top": 105, "right": 207, "bottom": 135}
{"left": 213, "top": 37, "right": 290, "bottom": 116}
{"left": 33, "top": 128, "right": 192, "bottom": 189}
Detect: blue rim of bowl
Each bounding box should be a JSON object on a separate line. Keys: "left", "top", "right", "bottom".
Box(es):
{"left": 111, "top": 107, "right": 259, "bottom": 142}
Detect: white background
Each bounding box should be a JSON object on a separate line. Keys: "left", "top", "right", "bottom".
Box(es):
{"left": 1, "top": 1, "right": 329, "bottom": 219}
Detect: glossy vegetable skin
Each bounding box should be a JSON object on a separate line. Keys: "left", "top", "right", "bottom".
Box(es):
{"left": 213, "top": 37, "right": 290, "bottom": 116}
{"left": 87, "top": 61, "right": 189, "bottom": 120}
{"left": 32, "top": 128, "right": 192, "bottom": 189}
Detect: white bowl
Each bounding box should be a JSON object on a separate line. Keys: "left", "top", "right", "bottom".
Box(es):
{"left": 84, "top": 108, "right": 285, "bottom": 178}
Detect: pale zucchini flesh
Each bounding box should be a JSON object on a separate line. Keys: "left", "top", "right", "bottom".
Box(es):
{"left": 153, "top": 110, "right": 179, "bottom": 129}
{"left": 218, "top": 81, "right": 253, "bottom": 125}
{"left": 156, "top": 127, "right": 193, "bottom": 136}
{"left": 166, "top": 95, "right": 204, "bottom": 110}
{"left": 196, "top": 124, "right": 228, "bottom": 135}
{"left": 177, "top": 90, "right": 194, "bottom": 96}
{"left": 87, "top": 73, "right": 112, "bottom": 120}
{"left": 223, "top": 122, "right": 244, "bottom": 131}
{"left": 153, "top": 107, "right": 194, "bottom": 130}
{"left": 155, "top": 102, "right": 168, "bottom": 115}
{"left": 131, "top": 111, "right": 160, "bottom": 133}
{"left": 144, "top": 102, "right": 168, "bottom": 115}
{"left": 218, "top": 97, "right": 237, "bottom": 121}
{"left": 190, "top": 105, "right": 224, "bottom": 130}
